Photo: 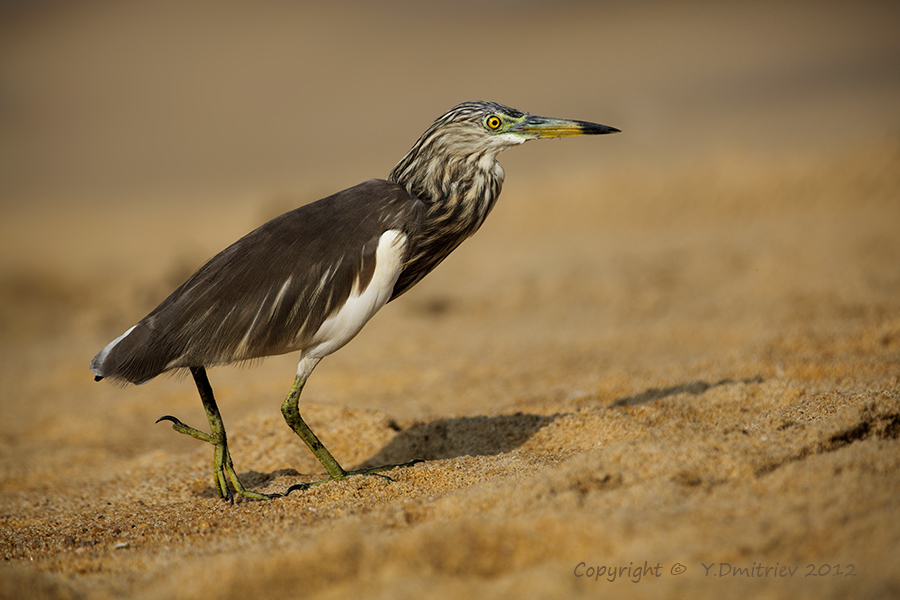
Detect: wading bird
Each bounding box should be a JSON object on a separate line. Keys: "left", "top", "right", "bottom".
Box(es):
{"left": 91, "top": 101, "right": 619, "bottom": 501}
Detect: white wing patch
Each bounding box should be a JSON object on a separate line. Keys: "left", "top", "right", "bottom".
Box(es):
{"left": 302, "top": 229, "right": 407, "bottom": 364}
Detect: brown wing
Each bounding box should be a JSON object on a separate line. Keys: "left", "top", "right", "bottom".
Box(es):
{"left": 92, "top": 179, "right": 424, "bottom": 384}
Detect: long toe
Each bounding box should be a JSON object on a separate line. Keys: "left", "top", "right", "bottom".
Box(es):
{"left": 283, "top": 458, "right": 423, "bottom": 496}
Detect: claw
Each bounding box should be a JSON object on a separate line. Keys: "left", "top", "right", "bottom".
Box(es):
{"left": 156, "top": 415, "right": 216, "bottom": 444}
{"left": 284, "top": 483, "right": 310, "bottom": 496}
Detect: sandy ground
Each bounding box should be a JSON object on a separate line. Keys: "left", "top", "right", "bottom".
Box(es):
{"left": 2, "top": 1, "right": 900, "bottom": 599}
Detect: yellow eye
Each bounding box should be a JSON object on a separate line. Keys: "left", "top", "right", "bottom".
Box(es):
{"left": 485, "top": 115, "right": 502, "bottom": 130}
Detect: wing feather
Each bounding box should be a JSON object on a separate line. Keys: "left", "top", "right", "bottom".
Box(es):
{"left": 92, "top": 179, "right": 423, "bottom": 384}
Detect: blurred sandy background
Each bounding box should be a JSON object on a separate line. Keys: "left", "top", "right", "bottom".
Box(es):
{"left": 1, "top": 1, "right": 899, "bottom": 598}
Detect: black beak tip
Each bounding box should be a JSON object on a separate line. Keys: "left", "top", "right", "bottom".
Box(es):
{"left": 586, "top": 123, "right": 620, "bottom": 135}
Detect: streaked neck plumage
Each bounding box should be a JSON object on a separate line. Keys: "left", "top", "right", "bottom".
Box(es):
{"left": 386, "top": 104, "right": 517, "bottom": 298}
{"left": 388, "top": 116, "right": 507, "bottom": 235}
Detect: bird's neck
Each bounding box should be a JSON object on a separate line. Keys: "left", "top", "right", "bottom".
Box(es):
{"left": 385, "top": 149, "right": 506, "bottom": 298}
{"left": 389, "top": 151, "right": 506, "bottom": 237}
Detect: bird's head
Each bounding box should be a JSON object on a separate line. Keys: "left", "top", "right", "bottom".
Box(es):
{"left": 439, "top": 101, "right": 620, "bottom": 148}
{"left": 389, "top": 101, "right": 619, "bottom": 204}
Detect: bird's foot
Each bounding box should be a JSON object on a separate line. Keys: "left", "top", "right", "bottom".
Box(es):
{"left": 284, "top": 458, "right": 423, "bottom": 495}
{"left": 156, "top": 415, "right": 278, "bottom": 502}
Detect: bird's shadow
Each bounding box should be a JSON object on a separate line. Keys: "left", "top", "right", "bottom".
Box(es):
{"left": 213, "top": 375, "right": 764, "bottom": 496}
{"left": 358, "top": 375, "right": 764, "bottom": 467}
{"left": 359, "top": 411, "right": 556, "bottom": 468}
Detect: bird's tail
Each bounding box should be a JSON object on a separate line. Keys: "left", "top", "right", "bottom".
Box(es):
{"left": 90, "top": 323, "right": 167, "bottom": 385}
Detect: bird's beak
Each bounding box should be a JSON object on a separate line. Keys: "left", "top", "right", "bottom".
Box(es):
{"left": 512, "top": 114, "right": 620, "bottom": 139}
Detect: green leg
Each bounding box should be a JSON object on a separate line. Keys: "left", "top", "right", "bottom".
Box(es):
{"left": 280, "top": 372, "right": 422, "bottom": 494}
{"left": 157, "top": 366, "right": 275, "bottom": 502}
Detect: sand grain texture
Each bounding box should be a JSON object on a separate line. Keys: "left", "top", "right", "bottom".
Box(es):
{"left": 1, "top": 1, "right": 899, "bottom": 598}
